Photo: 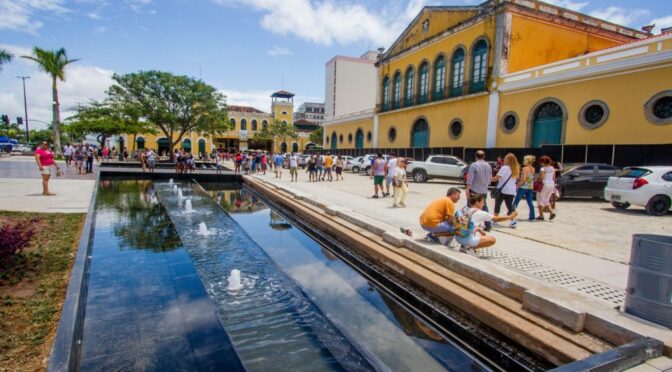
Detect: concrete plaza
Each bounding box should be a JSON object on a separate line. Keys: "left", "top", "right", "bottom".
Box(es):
{"left": 241, "top": 162, "right": 670, "bottom": 305}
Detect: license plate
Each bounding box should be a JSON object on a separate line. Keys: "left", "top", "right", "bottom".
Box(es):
{"left": 611, "top": 195, "right": 621, "bottom": 201}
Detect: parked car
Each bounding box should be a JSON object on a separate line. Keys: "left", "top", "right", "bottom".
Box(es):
{"left": 406, "top": 155, "right": 466, "bottom": 182}
{"left": 351, "top": 154, "right": 389, "bottom": 175}
{"left": 557, "top": 163, "right": 620, "bottom": 198}
{"left": 604, "top": 166, "right": 672, "bottom": 216}
{"left": 346, "top": 156, "right": 363, "bottom": 172}
{"left": 11, "top": 144, "right": 33, "bottom": 155}
{"left": 460, "top": 161, "right": 497, "bottom": 185}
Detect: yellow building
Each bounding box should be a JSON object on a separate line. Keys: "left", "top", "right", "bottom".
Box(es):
{"left": 324, "top": 0, "right": 672, "bottom": 159}
{"left": 125, "top": 90, "right": 321, "bottom": 155}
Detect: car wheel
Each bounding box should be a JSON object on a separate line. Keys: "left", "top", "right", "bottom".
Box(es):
{"left": 352, "top": 166, "right": 360, "bottom": 174}
{"left": 364, "top": 167, "right": 371, "bottom": 176}
{"left": 611, "top": 201, "right": 630, "bottom": 210}
{"left": 646, "top": 195, "right": 671, "bottom": 216}
{"left": 413, "top": 170, "right": 427, "bottom": 183}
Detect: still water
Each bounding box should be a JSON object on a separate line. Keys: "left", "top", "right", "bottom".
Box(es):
{"left": 80, "top": 179, "right": 487, "bottom": 371}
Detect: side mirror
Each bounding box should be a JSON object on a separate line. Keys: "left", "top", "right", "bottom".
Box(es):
{"left": 569, "top": 172, "right": 580, "bottom": 178}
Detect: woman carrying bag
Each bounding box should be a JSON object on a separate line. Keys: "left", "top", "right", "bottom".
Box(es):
{"left": 35, "top": 141, "right": 62, "bottom": 196}
{"left": 491, "top": 153, "right": 520, "bottom": 228}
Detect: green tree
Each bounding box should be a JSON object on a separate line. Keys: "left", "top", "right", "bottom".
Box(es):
{"left": 66, "top": 100, "right": 156, "bottom": 148}
{"left": 309, "top": 126, "right": 324, "bottom": 146}
{"left": 107, "top": 71, "right": 230, "bottom": 157}
{"left": 0, "top": 49, "right": 13, "bottom": 71}
{"left": 21, "top": 47, "right": 80, "bottom": 155}
{"left": 253, "top": 119, "right": 298, "bottom": 151}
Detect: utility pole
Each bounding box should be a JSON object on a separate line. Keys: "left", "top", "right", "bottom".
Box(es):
{"left": 17, "top": 76, "right": 30, "bottom": 143}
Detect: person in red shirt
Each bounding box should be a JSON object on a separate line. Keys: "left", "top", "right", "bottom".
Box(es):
{"left": 34, "top": 141, "right": 61, "bottom": 196}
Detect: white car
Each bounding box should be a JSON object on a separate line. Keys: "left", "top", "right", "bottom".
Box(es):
{"left": 351, "top": 154, "right": 389, "bottom": 175}
{"left": 346, "top": 156, "right": 363, "bottom": 171}
{"left": 604, "top": 166, "right": 672, "bottom": 216}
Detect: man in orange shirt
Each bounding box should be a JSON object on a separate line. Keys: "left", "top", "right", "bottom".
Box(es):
{"left": 419, "top": 188, "right": 461, "bottom": 243}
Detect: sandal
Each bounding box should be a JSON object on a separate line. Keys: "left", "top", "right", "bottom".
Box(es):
{"left": 549, "top": 213, "right": 556, "bottom": 220}
{"left": 372, "top": 195, "right": 379, "bottom": 199}
{"left": 535, "top": 216, "right": 545, "bottom": 221}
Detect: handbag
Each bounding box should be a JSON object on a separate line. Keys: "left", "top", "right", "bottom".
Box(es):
{"left": 490, "top": 173, "right": 512, "bottom": 199}
{"left": 56, "top": 167, "right": 64, "bottom": 177}
{"left": 533, "top": 179, "right": 543, "bottom": 192}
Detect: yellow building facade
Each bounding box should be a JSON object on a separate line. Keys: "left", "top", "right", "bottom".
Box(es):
{"left": 323, "top": 0, "right": 672, "bottom": 154}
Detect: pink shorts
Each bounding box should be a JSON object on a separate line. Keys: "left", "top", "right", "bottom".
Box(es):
{"left": 538, "top": 183, "right": 555, "bottom": 206}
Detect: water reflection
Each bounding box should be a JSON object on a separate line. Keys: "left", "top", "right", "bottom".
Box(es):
{"left": 97, "top": 180, "right": 180, "bottom": 252}
{"left": 203, "top": 186, "right": 265, "bottom": 214}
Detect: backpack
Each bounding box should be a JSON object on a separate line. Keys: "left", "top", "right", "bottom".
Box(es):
{"left": 452, "top": 206, "right": 476, "bottom": 238}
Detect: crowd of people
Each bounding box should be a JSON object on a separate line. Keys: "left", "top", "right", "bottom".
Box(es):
{"left": 418, "top": 150, "right": 562, "bottom": 257}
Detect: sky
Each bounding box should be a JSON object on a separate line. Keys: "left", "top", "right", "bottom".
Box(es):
{"left": 1, "top": 0, "right": 671, "bottom": 130}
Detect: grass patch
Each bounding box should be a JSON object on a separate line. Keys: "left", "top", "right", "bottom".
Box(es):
{"left": 0, "top": 211, "right": 84, "bottom": 371}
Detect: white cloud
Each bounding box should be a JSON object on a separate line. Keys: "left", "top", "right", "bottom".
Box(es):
{"left": 94, "top": 26, "right": 107, "bottom": 33}
{"left": 125, "top": 0, "right": 152, "bottom": 13}
{"left": 88, "top": 11, "right": 102, "bottom": 20}
{"left": 0, "top": 0, "right": 69, "bottom": 34}
{"left": 267, "top": 46, "right": 293, "bottom": 57}
{"left": 0, "top": 44, "right": 114, "bottom": 129}
{"left": 650, "top": 15, "right": 672, "bottom": 34}
{"left": 213, "top": 0, "right": 429, "bottom": 47}
{"left": 589, "top": 7, "right": 650, "bottom": 27}
{"left": 542, "top": 0, "right": 588, "bottom": 12}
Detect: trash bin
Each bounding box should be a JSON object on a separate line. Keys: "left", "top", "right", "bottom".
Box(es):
{"left": 625, "top": 234, "right": 672, "bottom": 329}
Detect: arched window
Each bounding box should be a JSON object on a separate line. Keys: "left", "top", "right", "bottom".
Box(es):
{"left": 471, "top": 40, "right": 488, "bottom": 93}
{"left": 411, "top": 119, "right": 429, "bottom": 148}
{"left": 251, "top": 119, "right": 258, "bottom": 131}
{"left": 292, "top": 143, "right": 299, "bottom": 152}
{"left": 418, "top": 62, "right": 429, "bottom": 104}
{"left": 230, "top": 118, "right": 236, "bottom": 128}
{"left": 432, "top": 55, "right": 446, "bottom": 100}
{"left": 404, "top": 67, "right": 415, "bottom": 107}
{"left": 331, "top": 131, "right": 337, "bottom": 150}
{"left": 382, "top": 76, "right": 390, "bottom": 111}
{"left": 531, "top": 101, "right": 564, "bottom": 147}
{"left": 240, "top": 118, "right": 247, "bottom": 130}
{"left": 280, "top": 142, "right": 287, "bottom": 153}
{"left": 392, "top": 72, "right": 402, "bottom": 109}
{"left": 450, "top": 48, "right": 465, "bottom": 97}
{"left": 198, "top": 138, "right": 206, "bottom": 154}
{"left": 281, "top": 120, "right": 287, "bottom": 125}
{"left": 182, "top": 138, "right": 192, "bottom": 153}
{"left": 355, "top": 128, "right": 364, "bottom": 149}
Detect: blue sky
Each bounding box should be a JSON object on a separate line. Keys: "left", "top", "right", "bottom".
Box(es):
{"left": 1, "top": 0, "right": 671, "bottom": 129}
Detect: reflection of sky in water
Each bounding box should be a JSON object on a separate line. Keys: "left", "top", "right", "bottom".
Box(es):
{"left": 232, "top": 207, "right": 483, "bottom": 372}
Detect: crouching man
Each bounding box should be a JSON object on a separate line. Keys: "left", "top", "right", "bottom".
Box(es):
{"left": 419, "top": 188, "right": 462, "bottom": 243}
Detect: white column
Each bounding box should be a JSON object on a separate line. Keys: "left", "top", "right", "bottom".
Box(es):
{"left": 485, "top": 91, "right": 500, "bottom": 148}
{"left": 373, "top": 114, "right": 379, "bottom": 147}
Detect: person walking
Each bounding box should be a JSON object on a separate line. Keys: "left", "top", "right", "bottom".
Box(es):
{"left": 316, "top": 154, "right": 324, "bottom": 181}
{"left": 392, "top": 159, "right": 409, "bottom": 208}
{"left": 289, "top": 152, "right": 299, "bottom": 182}
{"left": 371, "top": 153, "right": 386, "bottom": 198}
{"left": 102, "top": 146, "right": 109, "bottom": 162}
{"left": 536, "top": 156, "right": 557, "bottom": 221}
{"left": 384, "top": 153, "right": 397, "bottom": 197}
{"left": 324, "top": 153, "right": 334, "bottom": 181}
{"left": 147, "top": 148, "right": 156, "bottom": 173}
{"left": 141, "top": 149, "right": 147, "bottom": 172}
{"left": 63, "top": 143, "right": 73, "bottom": 167}
{"left": 465, "top": 150, "right": 493, "bottom": 230}
{"left": 491, "top": 153, "right": 519, "bottom": 227}
{"left": 274, "top": 153, "right": 284, "bottom": 178}
{"left": 334, "top": 155, "right": 344, "bottom": 181}
{"left": 234, "top": 152, "right": 242, "bottom": 174}
{"left": 261, "top": 153, "right": 268, "bottom": 175}
{"left": 74, "top": 145, "right": 85, "bottom": 175}
{"left": 85, "top": 145, "right": 94, "bottom": 173}
{"left": 35, "top": 141, "right": 61, "bottom": 196}
{"left": 513, "top": 155, "right": 536, "bottom": 221}
{"left": 307, "top": 155, "right": 317, "bottom": 182}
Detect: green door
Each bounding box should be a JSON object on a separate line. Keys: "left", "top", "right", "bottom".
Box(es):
{"left": 411, "top": 119, "right": 429, "bottom": 148}
{"left": 355, "top": 130, "right": 364, "bottom": 149}
{"left": 531, "top": 102, "right": 563, "bottom": 148}
{"left": 198, "top": 139, "right": 206, "bottom": 155}
{"left": 331, "top": 132, "right": 337, "bottom": 150}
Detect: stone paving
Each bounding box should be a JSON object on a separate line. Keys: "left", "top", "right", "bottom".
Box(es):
{"left": 230, "top": 162, "right": 672, "bottom": 310}
{"left": 0, "top": 157, "right": 96, "bottom": 213}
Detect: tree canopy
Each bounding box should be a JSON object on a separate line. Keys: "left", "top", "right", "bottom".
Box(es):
{"left": 253, "top": 119, "right": 298, "bottom": 145}
{"left": 309, "top": 126, "right": 324, "bottom": 145}
{"left": 0, "top": 49, "right": 13, "bottom": 71}
{"left": 107, "top": 71, "right": 230, "bottom": 154}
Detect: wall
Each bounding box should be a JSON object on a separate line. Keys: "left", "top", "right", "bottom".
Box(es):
{"left": 332, "top": 58, "right": 378, "bottom": 117}
{"left": 506, "top": 13, "right": 624, "bottom": 73}
{"left": 497, "top": 64, "right": 672, "bottom": 147}
{"left": 324, "top": 117, "right": 375, "bottom": 150}
{"left": 378, "top": 93, "right": 490, "bottom": 148}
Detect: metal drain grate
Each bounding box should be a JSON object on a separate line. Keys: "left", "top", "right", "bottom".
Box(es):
{"left": 571, "top": 282, "right": 626, "bottom": 306}
{"left": 528, "top": 268, "right": 589, "bottom": 287}
{"left": 495, "top": 256, "right": 546, "bottom": 272}
{"left": 476, "top": 248, "right": 508, "bottom": 260}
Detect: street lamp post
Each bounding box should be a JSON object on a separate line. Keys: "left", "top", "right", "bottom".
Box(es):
{"left": 17, "top": 76, "right": 30, "bottom": 143}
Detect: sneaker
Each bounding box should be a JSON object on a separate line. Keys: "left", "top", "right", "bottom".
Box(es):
{"left": 459, "top": 246, "right": 478, "bottom": 257}
{"left": 392, "top": 204, "right": 399, "bottom": 208}
{"left": 425, "top": 233, "right": 440, "bottom": 244}
{"left": 509, "top": 221, "right": 517, "bottom": 229}
{"left": 371, "top": 195, "right": 379, "bottom": 199}
{"left": 400, "top": 227, "right": 413, "bottom": 237}
{"left": 549, "top": 212, "right": 557, "bottom": 220}
{"left": 399, "top": 202, "right": 406, "bottom": 207}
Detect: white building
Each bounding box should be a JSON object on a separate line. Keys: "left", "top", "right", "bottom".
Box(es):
{"left": 294, "top": 102, "right": 325, "bottom": 125}
{"left": 324, "top": 51, "right": 378, "bottom": 118}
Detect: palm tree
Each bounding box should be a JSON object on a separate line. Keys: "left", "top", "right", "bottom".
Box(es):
{"left": 22, "top": 47, "right": 79, "bottom": 155}
{"left": 0, "top": 49, "right": 13, "bottom": 71}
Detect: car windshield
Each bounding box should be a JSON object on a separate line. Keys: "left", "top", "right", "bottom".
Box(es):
{"left": 615, "top": 168, "right": 651, "bottom": 178}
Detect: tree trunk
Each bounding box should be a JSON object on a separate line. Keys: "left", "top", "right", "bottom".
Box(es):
{"left": 52, "top": 76, "right": 63, "bottom": 156}
{"left": 132, "top": 133, "right": 137, "bottom": 152}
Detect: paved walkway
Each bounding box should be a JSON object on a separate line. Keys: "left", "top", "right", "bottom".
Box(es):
{"left": 229, "top": 162, "right": 660, "bottom": 309}
{"left": 0, "top": 158, "right": 96, "bottom": 213}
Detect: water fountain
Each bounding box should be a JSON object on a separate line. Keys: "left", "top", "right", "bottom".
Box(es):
{"left": 197, "top": 222, "right": 209, "bottom": 236}
{"left": 168, "top": 178, "right": 174, "bottom": 185}
{"left": 178, "top": 189, "right": 184, "bottom": 199}
{"left": 227, "top": 269, "right": 242, "bottom": 291}
{"left": 173, "top": 184, "right": 178, "bottom": 193}
{"left": 184, "top": 199, "right": 193, "bottom": 213}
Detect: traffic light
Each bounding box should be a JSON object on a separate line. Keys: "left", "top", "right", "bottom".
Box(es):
{"left": 1, "top": 115, "right": 9, "bottom": 125}
{"left": 17, "top": 117, "right": 23, "bottom": 125}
